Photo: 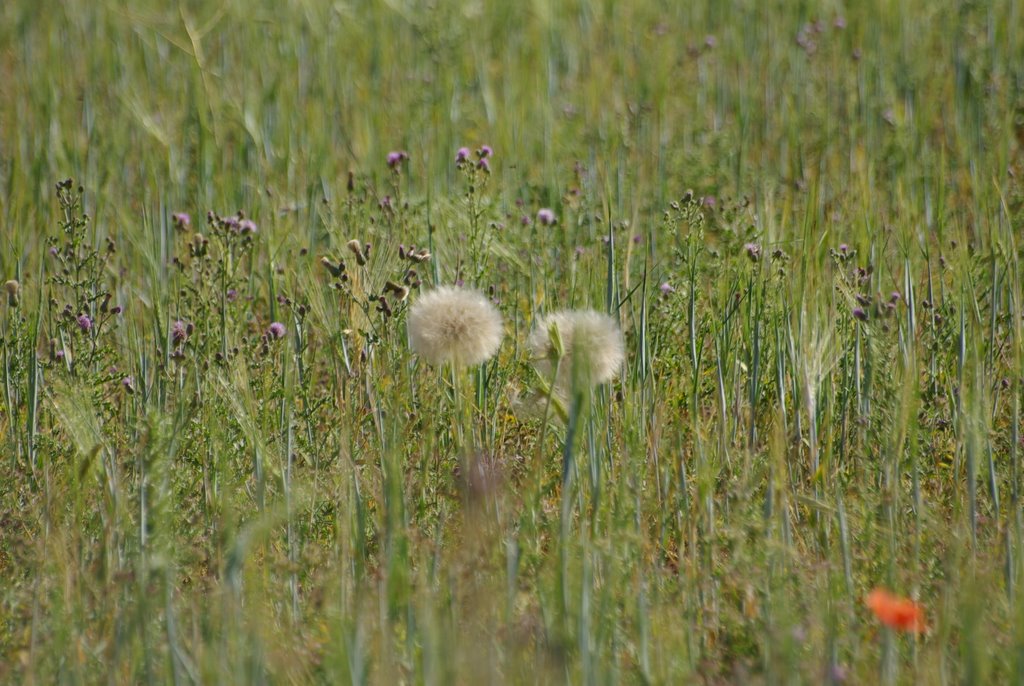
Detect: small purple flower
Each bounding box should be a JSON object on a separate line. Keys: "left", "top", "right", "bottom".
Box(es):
{"left": 49, "top": 246, "right": 59, "bottom": 257}
{"left": 744, "top": 242, "right": 762, "bottom": 262}
{"left": 659, "top": 282, "right": 675, "bottom": 296}
{"left": 76, "top": 314, "right": 92, "bottom": 332}
{"left": 268, "top": 322, "right": 286, "bottom": 340}
{"left": 122, "top": 376, "right": 135, "bottom": 393}
{"left": 838, "top": 243, "right": 849, "bottom": 253}
{"left": 476, "top": 157, "right": 490, "bottom": 173}
{"left": 852, "top": 307, "right": 868, "bottom": 322}
{"left": 171, "top": 319, "right": 189, "bottom": 344}
{"left": 632, "top": 234, "right": 642, "bottom": 244}
{"left": 238, "top": 219, "right": 257, "bottom": 234}
{"left": 386, "top": 150, "right": 409, "bottom": 168}
{"left": 521, "top": 215, "right": 532, "bottom": 226}
{"left": 455, "top": 147, "right": 471, "bottom": 165}
{"left": 226, "top": 289, "right": 238, "bottom": 303}
{"left": 478, "top": 145, "right": 493, "bottom": 158}
{"left": 890, "top": 291, "right": 902, "bottom": 303}
{"left": 172, "top": 212, "right": 191, "bottom": 229}
{"left": 834, "top": 16, "right": 847, "bottom": 30}
{"left": 110, "top": 305, "right": 123, "bottom": 315}
{"left": 703, "top": 195, "right": 717, "bottom": 208}
{"left": 536, "top": 208, "right": 555, "bottom": 226}
{"left": 704, "top": 35, "right": 717, "bottom": 49}
{"left": 223, "top": 215, "right": 241, "bottom": 232}
{"left": 55, "top": 349, "right": 65, "bottom": 360}
{"left": 379, "top": 195, "right": 393, "bottom": 211}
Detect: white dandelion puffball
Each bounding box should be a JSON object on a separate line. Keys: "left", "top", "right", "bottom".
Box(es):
{"left": 408, "top": 286, "right": 504, "bottom": 367}
{"left": 527, "top": 309, "right": 625, "bottom": 387}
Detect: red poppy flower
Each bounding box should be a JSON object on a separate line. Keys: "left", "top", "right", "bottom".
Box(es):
{"left": 865, "top": 588, "right": 927, "bottom": 633}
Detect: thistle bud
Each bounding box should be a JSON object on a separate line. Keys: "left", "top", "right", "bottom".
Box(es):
{"left": 347, "top": 240, "right": 367, "bottom": 266}
{"left": 4, "top": 279, "right": 19, "bottom": 307}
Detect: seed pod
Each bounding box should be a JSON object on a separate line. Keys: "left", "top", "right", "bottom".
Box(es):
{"left": 320, "top": 256, "right": 343, "bottom": 278}
{"left": 3, "top": 279, "right": 19, "bottom": 307}
{"left": 347, "top": 240, "right": 367, "bottom": 266}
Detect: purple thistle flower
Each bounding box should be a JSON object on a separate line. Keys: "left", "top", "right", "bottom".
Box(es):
{"left": 49, "top": 246, "right": 59, "bottom": 257}
{"left": 852, "top": 307, "right": 868, "bottom": 322}
{"left": 55, "top": 349, "right": 65, "bottom": 360}
{"left": 521, "top": 215, "right": 532, "bottom": 226}
{"left": 226, "top": 289, "right": 238, "bottom": 302}
{"left": 537, "top": 208, "right": 555, "bottom": 226}
{"left": 111, "top": 305, "right": 123, "bottom": 315}
{"left": 76, "top": 314, "right": 92, "bottom": 332}
{"left": 476, "top": 157, "right": 490, "bottom": 173}
{"left": 703, "top": 195, "right": 717, "bottom": 208}
{"left": 172, "top": 319, "right": 189, "bottom": 344}
{"left": 122, "top": 376, "right": 135, "bottom": 393}
{"left": 659, "top": 282, "right": 675, "bottom": 296}
{"left": 455, "top": 147, "right": 471, "bottom": 165}
{"left": 744, "top": 242, "right": 762, "bottom": 262}
{"left": 268, "top": 322, "right": 286, "bottom": 340}
{"left": 838, "top": 243, "right": 849, "bottom": 253}
{"left": 890, "top": 291, "right": 902, "bottom": 303}
{"left": 478, "top": 145, "right": 493, "bottom": 158}
{"left": 172, "top": 212, "right": 191, "bottom": 229}
{"left": 386, "top": 150, "right": 409, "bottom": 168}
{"left": 238, "top": 219, "right": 257, "bottom": 234}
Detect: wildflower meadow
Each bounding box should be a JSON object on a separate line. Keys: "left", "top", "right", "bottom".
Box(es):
{"left": 2, "top": 1, "right": 1024, "bottom": 683}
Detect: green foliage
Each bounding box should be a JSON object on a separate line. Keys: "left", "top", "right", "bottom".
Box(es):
{"left": 2, "top": 0, "right": 1024, "bottom": 683}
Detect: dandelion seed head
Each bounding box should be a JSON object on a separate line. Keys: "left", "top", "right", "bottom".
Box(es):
{"left": 408, "top": 286, "right": 504, "bottom": 367}
{"left": 527, "top": 309, "right": 625, "bottom": 388}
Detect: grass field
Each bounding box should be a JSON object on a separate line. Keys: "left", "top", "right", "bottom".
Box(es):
{"left": 2, "top": 0, "right": 1024, "bottom": 683}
